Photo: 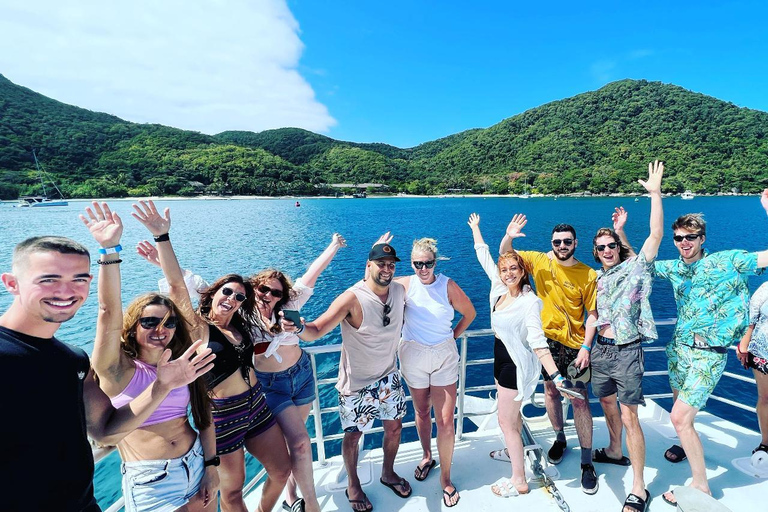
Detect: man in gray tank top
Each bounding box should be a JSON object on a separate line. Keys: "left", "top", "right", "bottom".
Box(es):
{"left": 288, "top": 243, "right": 411, "bottom": 512}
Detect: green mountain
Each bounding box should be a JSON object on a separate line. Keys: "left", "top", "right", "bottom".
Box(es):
{"left": 1, "top": 73, "right": 766, "bottom": 199}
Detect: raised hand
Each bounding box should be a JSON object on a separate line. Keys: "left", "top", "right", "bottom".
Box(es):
{"left": 761, "top": 189, "right": 768, "bottom": 215}
{"left": 136, "top": 241, "right": 161, "bottom": 267}
{"left": 156, "top": 339, "right": 215, "bottom": 390}
{"left": 638, "top": 160, "right": 664, "bottom": 194}
{"left": 612, "top": 207, "right": 628, "bottom": 232}
{"left": 332, "top": 233, "right": 348, "bottom": 248}
{"left": 505, "top": 213, "right": 527, "bottom": 238}
{"left": 467, "top": 213, "right": 480, "bottom": 229}
{"left": 373, "top": 231, "right": 393, "bottom": 246}
{"left": 80, "top": 201, "right": 123, "bottom": 248}
{"left": 132, "top": 200, "right": 171, "bottom": 237}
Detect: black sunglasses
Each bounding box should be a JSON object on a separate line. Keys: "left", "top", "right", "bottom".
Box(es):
{"left": 412, "top": 260, "right": 436, "bottom": 270}
{"left": 673, "top": 233, "right": 702, "bottom": 242}
{"left": 383, "top": 303, "right": 391, "bottom": 327}
{"left": 596, "top": 242, "right": 618, "bottom": 252}
{"left": 257, "top": 284, "right": 284, "bottom": 299}
{"left": 552, "top": 238, "right": 574, "bottom": 247}
{"left": 375, "top": 261, "right": 396, "bottom": 271}
{"left": 139, "top": 316, "right": 178, "bottom": 330}
{"left": 222, "top": 287, "right": 247, "bottom": 302}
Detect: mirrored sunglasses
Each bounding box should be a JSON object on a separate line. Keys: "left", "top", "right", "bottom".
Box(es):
{"left": 139, "top": 316, "right": 178, "bottom": 330}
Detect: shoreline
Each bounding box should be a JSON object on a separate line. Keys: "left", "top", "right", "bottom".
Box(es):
{"left": 0, "top": 192, "right": 754, "bottom": 204}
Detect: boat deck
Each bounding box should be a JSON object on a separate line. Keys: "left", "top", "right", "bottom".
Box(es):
{"left": 244, "top": 400, "right": 766, "bottom": 511}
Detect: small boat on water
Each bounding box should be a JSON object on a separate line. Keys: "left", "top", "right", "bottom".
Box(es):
{"left": 15, "top": 151, "right": 68, "bottom": 207}
{"left": 681, "top": 190, "right": 695, "bottom": 200}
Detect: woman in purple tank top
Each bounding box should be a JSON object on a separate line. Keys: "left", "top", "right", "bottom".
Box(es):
{"left": 83, "top": 202, "right": 218, "bottom": 512}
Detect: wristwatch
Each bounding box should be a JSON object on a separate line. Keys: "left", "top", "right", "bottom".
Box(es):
{"left": 204, "top": 456, "right": 220, "bottom": 468}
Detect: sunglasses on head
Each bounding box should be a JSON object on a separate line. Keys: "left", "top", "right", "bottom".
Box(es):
{"left": 139, "top": 316, "right": 178, "bottom": 330}
{"left": 375, "top": 261, "right": 396, "bottom": 271}
{"left": 221, "top": 287, "right": 247, "bottom": 302}
{"left": 412, "top": 260, "right": 436, "bottom": 270}
{"left": 552, "top": 238, "right": 574, "bottom": 247}
{"left": 382, "top": 303, "right": 391, "bottom": 327}
{"left": 596, "top": 242, "right": 618, "bottom": 252}
{"left": 257, "top": 284, "right": 283, "bottom": 299}
{"left": 673, "top": 233, "right": 702, "bottom": 242}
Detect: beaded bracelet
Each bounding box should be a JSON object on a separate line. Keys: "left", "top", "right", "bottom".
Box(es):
{"left": 97, "top": 259, "right": 123, "bottom": 266}
{"left": 154, "top": 233, "right": 170, "bottom": 242}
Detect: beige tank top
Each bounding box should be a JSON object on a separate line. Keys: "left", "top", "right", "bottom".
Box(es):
{"left": 336, "top": 280, "right": 405, "bottom": 394}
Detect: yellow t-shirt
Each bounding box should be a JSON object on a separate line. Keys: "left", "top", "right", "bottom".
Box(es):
{"left": 517, "top": 251, "right": 597, "bottom": 349}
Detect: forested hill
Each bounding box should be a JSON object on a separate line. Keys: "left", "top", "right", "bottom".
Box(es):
{"left": 1, "top": 74, "right": 767, "bottom": 199}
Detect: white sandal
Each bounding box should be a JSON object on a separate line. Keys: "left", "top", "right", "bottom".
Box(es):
{"left": 491, "top": 477, "right": 520, "bottom": 498}
{"left": 489, "top": 448, "right": 510, "bottom": 462}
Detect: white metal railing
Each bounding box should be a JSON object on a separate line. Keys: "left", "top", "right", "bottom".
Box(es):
{"left": 94, "top": 322, "right": 759, "bottom": 510}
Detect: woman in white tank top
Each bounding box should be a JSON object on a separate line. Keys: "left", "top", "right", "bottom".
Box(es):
{"left": 393, "top": 237, "right": 476, "bottom": 508}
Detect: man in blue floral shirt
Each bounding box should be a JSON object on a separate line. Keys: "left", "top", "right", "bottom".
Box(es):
{"left": 655, "top": 189, "right": 768, "bottom": 506}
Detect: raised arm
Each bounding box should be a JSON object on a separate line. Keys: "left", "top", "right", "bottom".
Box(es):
{"left": 758, "top": 189, "right": 768, "bottom": 268}
{"left": 132, "top": 201, "right": 206, "bottom": 340}
{"left": 301, "top": 233, "right": 347, "bottom": 288}
{"left": 85, "top": 340, "right": 215, "bottom": 445}
{"left": 80, "top": 202, "right": 132, "bottom": 393}
{"left": 499, "top": 214, "right": 527, "bottom": 255}
{"left": 638, "top": 160, "right": 664, "bottom": 261}
{"left": 447, "top": 279, "right": 476, "bottom": 339}
{"left": 612, "top": 207, "right": 636, "bottom": 256}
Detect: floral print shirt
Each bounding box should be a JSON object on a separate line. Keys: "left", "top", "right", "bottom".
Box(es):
{"left": 595, "top": 251, "right": 657, "bottom": 345}
{"left": 748, "top": 281, "right": 768, "bottom": 359}
{"left": 655, "top": 250, "right": 762, "bottom": 348}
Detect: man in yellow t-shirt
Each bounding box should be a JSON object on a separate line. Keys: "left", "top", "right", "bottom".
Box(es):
{"left": 500, "top": 215, "right": 599, "bottom": 495}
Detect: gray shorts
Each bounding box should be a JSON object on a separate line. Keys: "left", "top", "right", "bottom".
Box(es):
{"left": 590, "top": 338, "right": 645, "bottom": 406}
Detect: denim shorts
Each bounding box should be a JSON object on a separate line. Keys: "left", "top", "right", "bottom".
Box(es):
{"left": 121, "top": 436, "right": 203, "bottom": 512}
{"left": 254, "top": 349, "right": 316, "bottom": 416}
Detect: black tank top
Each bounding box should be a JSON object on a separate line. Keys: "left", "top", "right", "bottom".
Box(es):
{"left": 205, "top": 324, "right": 254, "bottom": 389}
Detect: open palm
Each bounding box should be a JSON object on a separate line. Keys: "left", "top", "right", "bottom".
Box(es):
{"left": 132, "top": 200, "right": 171, "bottom": 236}
{"left": 156, "top": 340, "right": 215, "bottom": 390}
{"left": 80, "top": 202, "right": 123, "bottom": 247}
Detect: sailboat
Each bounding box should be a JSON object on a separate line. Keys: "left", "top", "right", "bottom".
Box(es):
{"left": 519, "top": 176, "right": 530, "bottom": 198}
{"left": 16, "top": 151, "right": 68, "bottom": 207}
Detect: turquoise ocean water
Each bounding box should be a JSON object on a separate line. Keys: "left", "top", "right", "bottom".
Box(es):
{"left": 0, "top": 195, "right": 764, "bottom": 508}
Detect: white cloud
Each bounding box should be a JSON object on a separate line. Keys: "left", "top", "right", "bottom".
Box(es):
{"left": 590, "top": 59, "right": 617, "bottom": 83}
{"left": 0, "top": 0, "right": 336, "bottom": 134}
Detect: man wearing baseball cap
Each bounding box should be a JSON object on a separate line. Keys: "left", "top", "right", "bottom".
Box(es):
{"left": 284, "top": 240, "right": 410, "bottom": 511}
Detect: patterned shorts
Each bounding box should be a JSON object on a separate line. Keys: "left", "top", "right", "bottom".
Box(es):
{"left": 748, "top": 352, "right": 768, "bottom": 375}
{"left": 666, "top": 343, "right": 727, "bottom": 410}
{"left": 211, "top": 381, "right": 277, "bottom": 455}
{"left": 338, "top": 371, "right": 407, "bottom": 432}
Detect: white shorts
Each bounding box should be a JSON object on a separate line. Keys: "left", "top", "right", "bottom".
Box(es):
{"left": 398, "top": 337, "right": 459, "bottom": 389}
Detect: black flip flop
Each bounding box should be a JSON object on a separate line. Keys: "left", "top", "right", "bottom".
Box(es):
{"left": 623, "top": 490, "right": 651, "bottom": 512}
{"left": 414, "top": 459, "right": 436, "bottom": 481}
{"left": 282, "top": 498, "right": 305, "bottom": 512}
{"left": 380, "top": 477, "right": 412, "bottom": 498}
{"left": 443, "top": 486, "right": 460, "bottom": 508}
{"left": 664, "top": 444, "right": 687, "bottom": 463}
{"left": 753, "top": 443, "right": 768, "bottom": 454}
{"left": 593, "top": 448, "right": 631, "bottom": 466}
{"left": 345, "top": 489, "right": 373, "bottom": 512}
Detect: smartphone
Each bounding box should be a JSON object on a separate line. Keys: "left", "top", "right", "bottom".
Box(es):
{"left": 556, "top": 384, "right": 585, "bottom": 400}
{"left": 282, "top": 309, "right": 302, "bottom": 327}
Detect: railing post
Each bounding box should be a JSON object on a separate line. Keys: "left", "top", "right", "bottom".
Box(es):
{"left": 309, "top": 352, "right": 327, "bottom": 465}
{"left": 456, "top": 334, "right": 469, "bottom": 440}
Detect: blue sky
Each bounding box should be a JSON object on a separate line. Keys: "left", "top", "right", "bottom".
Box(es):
{"left": 290, "top": 0, "right": 768, "bottom": 147}
{"left": 1, "top": 1, "right": 766, "bottom": 148}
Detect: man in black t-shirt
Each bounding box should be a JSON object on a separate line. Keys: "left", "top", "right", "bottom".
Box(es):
{"left": 0, "top": 234, "right": 214, "bottom": 511}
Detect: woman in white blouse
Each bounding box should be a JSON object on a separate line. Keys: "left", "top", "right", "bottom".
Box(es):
{"left": 468, "top": 213, "right": 574, "bottom": 498}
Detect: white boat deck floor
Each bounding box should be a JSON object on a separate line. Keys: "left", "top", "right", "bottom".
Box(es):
{"left": 244, "top": 400, "right": 766, "bottom": 511}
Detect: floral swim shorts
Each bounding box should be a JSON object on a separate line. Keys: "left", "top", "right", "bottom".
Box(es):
{"left": 338, "top": 371, "right": 407, "bottom": 432}
{"left": 748, "top": 352, "right": 768, "bottom": 375}
{"left": 666, "top": 342, "right": 727, "bottom": 410}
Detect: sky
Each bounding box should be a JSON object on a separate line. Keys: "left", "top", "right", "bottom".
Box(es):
{"left": 1, "top": 1, "right": 767, "bottom": 148}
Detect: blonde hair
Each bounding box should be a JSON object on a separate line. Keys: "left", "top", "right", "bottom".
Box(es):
{"left": 671, "top": 213, "right": 706, "bottom": 236}
{"left": 412, "top": 238, "right": 438, "bottom": 259}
